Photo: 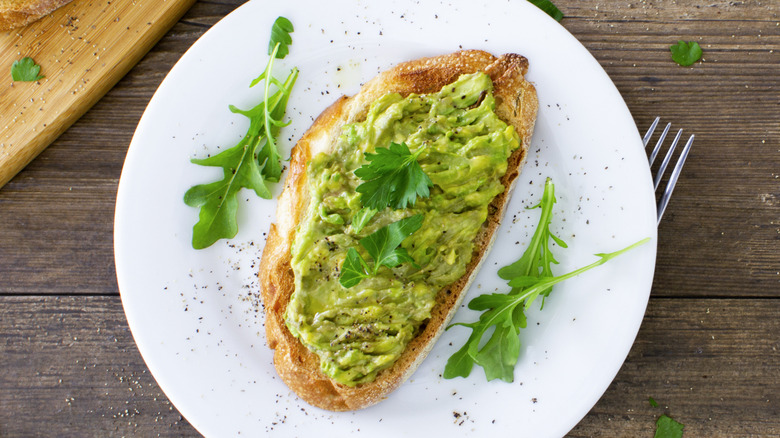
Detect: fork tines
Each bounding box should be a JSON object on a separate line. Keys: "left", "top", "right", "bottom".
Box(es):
{"left": 643, "top": 116, "right": 695, "bottom": 223}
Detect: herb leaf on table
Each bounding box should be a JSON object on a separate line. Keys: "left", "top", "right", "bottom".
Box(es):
{"left": 527, "top": 0, "right": 564, "bottom": 22}
{"left": 649, "top": 396, "right": 659, "bottom": 408}
{"left": 654, "top": 414, "right": 685, "bottom": 438}
{"left": 11, "top": 57, "right": 44, "bottom": 82}
{"left": 670, "top": 41, "right": 702, "bottom": 66}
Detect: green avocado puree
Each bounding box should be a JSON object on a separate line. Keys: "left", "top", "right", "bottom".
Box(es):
{"left": 285, "top": 72, "right": 520, "bottom": 386}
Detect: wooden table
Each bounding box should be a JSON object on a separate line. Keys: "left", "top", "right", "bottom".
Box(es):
{"left": 1, "top": 1, "right": 778, "bottom": 436}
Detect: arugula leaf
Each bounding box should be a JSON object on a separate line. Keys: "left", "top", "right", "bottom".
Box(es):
{"left": 446, "top": 236, "right": 650, "bottom": 381}
{"left": 443, "top": 341, "right": 478, "bottom": 381}
{"left": 497, "top": 178, "right": 567, "bottom": 308}
{"left": 268, "top": 16, "right": 294, "bottom": 59}
{"left": 444, "top": 179, "right": 649, "bottom": 382}
{"left": 11, "top": 57, "right": 44, "bottom": 82}
{"left": 654, "top": 414, "right": 685, "bottom": 438}
{"left": 185, "top": 17, "right": 298, "bottom": 249}
{"left": 249, "top": 33, "right": 297, "bottom": 181}
{"left": 183, "top": 120, "right": 272, "bottom": 249}
{"left": 527, "top": 0, "right": 564, "bottom": 22}
{"left": 355, "top": 142, "right": 433, "bottom": 210}
{"left": 670, "top": 41, "right": 702, "bottom": 66}
{"left": 444, "top": 179, "right": 560, "bottom": 380}
{"left": 339, "top": 214, "right": 424, "bottom": 288}
{"left": 473, "top": 320, "right": 521, "bottom": 381}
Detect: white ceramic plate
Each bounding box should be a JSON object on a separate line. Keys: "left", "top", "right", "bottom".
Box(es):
{"left": 115, "top": 0, "right": 657, "bottom": 436}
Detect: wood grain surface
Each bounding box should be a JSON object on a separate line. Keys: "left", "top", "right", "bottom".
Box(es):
{"left": 0, "top": 0, "right": 196, "bottom": 188}
{"left": 0, "top": 0, "right": 778, "bottom": 436}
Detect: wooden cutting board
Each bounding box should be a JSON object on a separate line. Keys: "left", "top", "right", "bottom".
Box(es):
{"left": 0, "top": 0, "right": 196, "bottom": 189}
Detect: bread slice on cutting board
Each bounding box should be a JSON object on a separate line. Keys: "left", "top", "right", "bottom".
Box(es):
{"left": 0, "top": 0, "right": 74, "bottom": 30}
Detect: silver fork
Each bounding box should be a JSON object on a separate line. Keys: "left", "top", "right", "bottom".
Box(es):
{"left": 642, "top": 117, "right": 695, "bottom": 223}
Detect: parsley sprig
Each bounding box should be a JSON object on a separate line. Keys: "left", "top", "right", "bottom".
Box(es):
{"left": 355, "top": 142, "right": 433, "bottom": 210}
{"left": 444, "top": 179, "right": 649, "bottom": 382}
{"left": 184, "top": 17, "right": 298, "bottom": 249}
{"left": 341, "top": 141, "right": 433, "bottom": 285}
{"left": 339, "top": 214, "right": 424, "bottom": 288}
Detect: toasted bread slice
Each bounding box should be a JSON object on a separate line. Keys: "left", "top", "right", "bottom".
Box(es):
{"left": 259, "top": 50, "right": 537, "bottom": 411}
{"left": 0, "top": 0, "right": 74, "bottom": 30}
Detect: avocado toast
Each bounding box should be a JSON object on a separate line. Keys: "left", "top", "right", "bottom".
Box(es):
{"left": 259, "top": 50, "right": 537, "bottom": 411}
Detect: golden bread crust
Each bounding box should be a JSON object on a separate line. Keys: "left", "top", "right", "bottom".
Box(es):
{"left": 0, "top": 0, "right": 74, "bottom": 30}
{"left": 259, "top": 50, "right": 538, "bottom": 411}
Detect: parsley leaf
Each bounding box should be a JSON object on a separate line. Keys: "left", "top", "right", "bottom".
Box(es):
{"left": 444, "top": 179, "right": 649, "bottom": 381}
{"left": 185, "top": 17, "right": 298, "bottom": 249}
{"left": 649, "top": 396, "right": 659, "bottom": 408}
{"left": 268, "top": 16, "right": 294, "bottom": 59}
{"left": 350, "top": 207, "right": 377, "bottom": 233}
{"left": 670, "top": 41, "right": 702, "bottom": 66}
{"left": 11, "top": 57, "right": 44, "bottom": 82}
{"left": 354, "top": 142, "right": 433, "bottom": 210}
{"left": 339, "top": 214, "right": 424, "bottom": 288}
{"left": 340, "top": 248, "right": 371, "bottom": 288}
{"left": 527, "top": 0, "right": 564, "bottom": 22}
{"left": 655, "top": 414, "right": 685, "bottom": 438}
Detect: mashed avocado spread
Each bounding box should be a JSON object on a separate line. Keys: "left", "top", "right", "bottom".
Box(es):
{"left": 285, "top": 72, "right": 520, "bottom": 386}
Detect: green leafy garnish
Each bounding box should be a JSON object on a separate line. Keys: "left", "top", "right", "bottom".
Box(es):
{"left": 527, "top": 0, "right": 564, "bottom": 22}
{"left": 444, "top": 178, "right": 561, "bottom": 380}
{"left": 354, "top": 142, "right": 433, "bottom": 210}
{"left": 184, "top": 16, "right": 298, "bottom": 249}
{"left": 444, "top": 179, "right": 649, "bottom": 381}
{"left": 11, "top": 57, "right": 44, "bottom": 82}
{"left": 268, "top": 16, "right": 294, "bottom": 59}
{"left": 670, "top": 41, "right": 702, "bottom": 66}
{"left": 497, "top": 178, "right": 567, "bottom": 308}
{"left": 339, "top": 214, "right": 424, "bottom": 288}
{"left": 446, "top": 237, "right": 649, "bottom": 381}
{"left": 350, "top": 207, "right": 377, "bottom": 233}
{"left": 654, "top": 414, "right": 685, "bottom": 438}
{"left": 649, "top": 396, "right": 659, "bottom": 408}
